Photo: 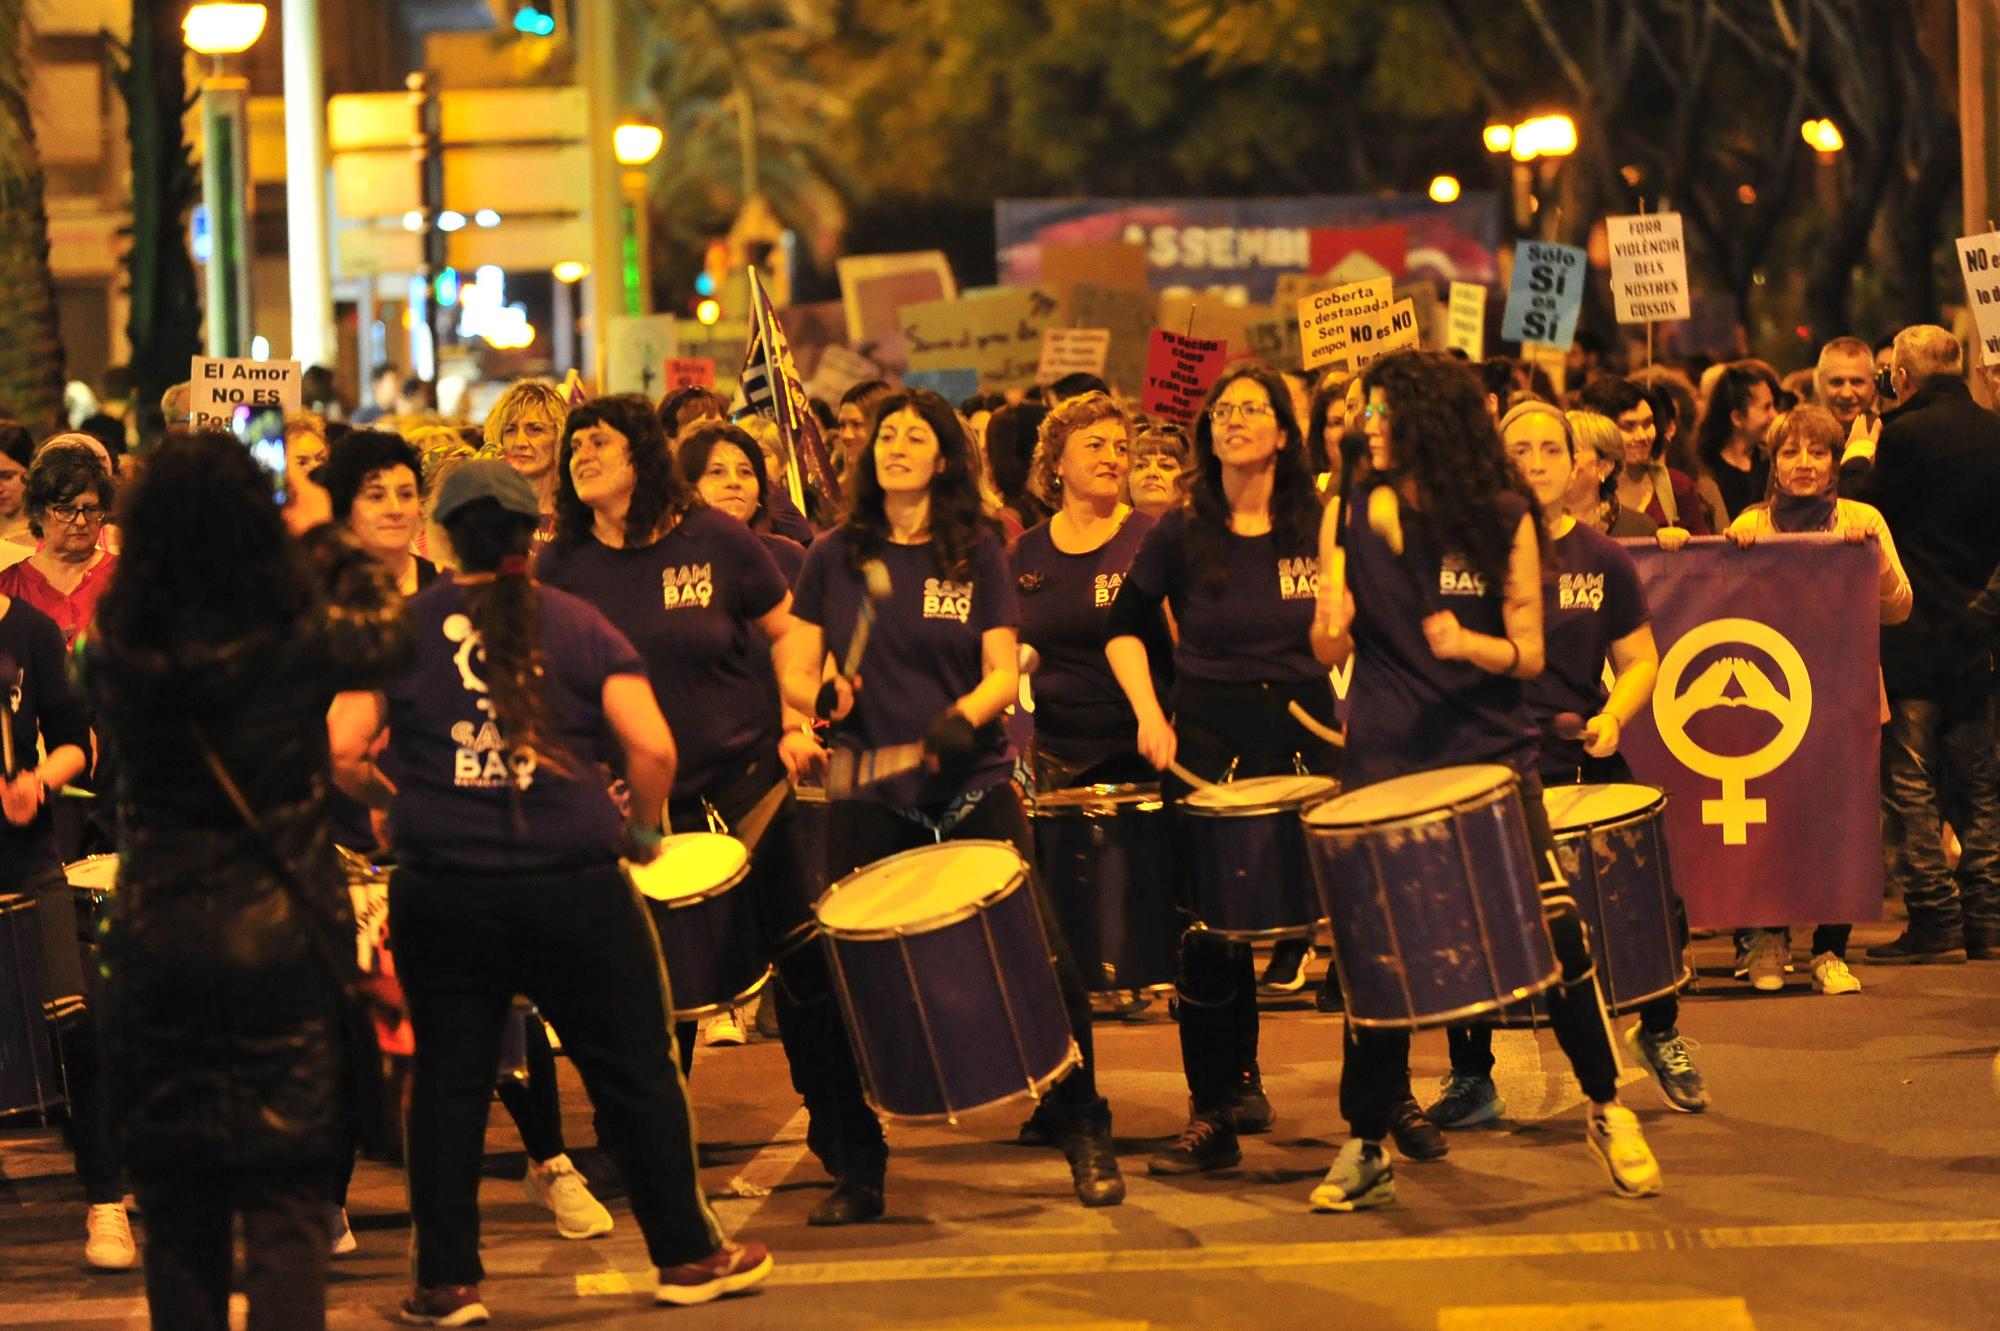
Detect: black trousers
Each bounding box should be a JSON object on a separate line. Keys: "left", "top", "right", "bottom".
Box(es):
{"left": 22, "top": 866, "right": 121, "bottom": 1203}
{"left": 668, "top": 752, "right": 883, "bottom": 1175}
{"left": 1164, "top": 677, "right": 1338, "bottom": 1116}
{"left": 825, "top": 780, "right": 1105, "bottom": 1128}
{"left": 391, "top": 861, "right": 722, "bottom": 1286}
{"left": 134, "top": 1169, "right": 332, "bottom": 1331}
{"left": 1343, "top": 771, "right": 1621, "bottom": 1140}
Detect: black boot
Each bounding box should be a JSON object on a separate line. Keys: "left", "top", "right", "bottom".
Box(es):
{"left": 809, "top": 1160, "right": 886, "bottom": 1226}
{"left": 1863, "top": 923, "right": 1966, "bottom": 964}
{"left": 1061, "top": 1100, "right": 1125, "bottom": 1207}
{"left": 1225, "top": 1064, "right": 1275, "bottom": 1134}
{"left": 1015, "top": 1097, "right": 1063, "bottom": 1148}
{"left": 1965, "top": 923, "right": 2000, "bottom": 961}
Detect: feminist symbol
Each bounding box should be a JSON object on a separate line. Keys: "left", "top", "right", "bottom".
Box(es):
{"left": 1651, "top": 617, "right": 1813, "bottom": 845}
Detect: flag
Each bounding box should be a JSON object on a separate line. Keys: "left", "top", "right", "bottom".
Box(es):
{"left": 558, "top": 368, "right": 590, "bottom": 407}
{"left": 737, "top": 268, "right": 841, "bottom": 513}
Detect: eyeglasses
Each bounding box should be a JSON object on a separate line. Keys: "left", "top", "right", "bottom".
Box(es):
{"left": 1361, "top": 404, "right": 1390, "bottom": 422}
{"left": 1209, "top": 402, "right": 1275, "bottom": 423}
{"left": 48, "top": 503, "right": 108, "bottom": 526}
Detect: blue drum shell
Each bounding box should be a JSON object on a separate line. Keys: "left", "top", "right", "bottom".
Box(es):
{"left": 0, "top": 894, "right": 61, "bottom": 1118}
{"left": 1033, "top": 793, "right": 1181, "bottom": 992}
{"left": 646, "top": 871, "right": 770, "bottom": 1020}
{"left": 1181, "top": 808, "right": 1325, "bottom": 940}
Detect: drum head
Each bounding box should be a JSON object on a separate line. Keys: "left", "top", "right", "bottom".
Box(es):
{"left": 64, "top": 855, "right": 119, "bottom": 892}
{"left": 1183, "top": 773, "right": 1338, "bottom": 813}
{"left": 1304, "top": 764, "right": 1515, "bottom": 828}
{"left": 1544, "top": 782, "right": 1663, "bottom": 832}
{"left": 816, "top": 841, "right": 1025, "bottom": 935}
{"left": 628, "top": 833, "right": 749, "bottom": 904}
{"left": 1033, "top": 783, "right": 1162, "bottom": 813}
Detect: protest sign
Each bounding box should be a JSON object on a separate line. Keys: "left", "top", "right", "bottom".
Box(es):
{"left": 664, "top": 358, "right": 715, "bottom": 391}
{"left": 190, "top": 357, "right": 301, "bottom": 431}
{"left": 1605, "top": 212, "right": 1691, "bottom": 323}
{"left": 1957, "top": 232, "right": 2000, "bottom": 364}
{"left": 604, "top": 315, "right": 677, "bottom": 396}
{"left": 1169, "top": 293, "right": 1253, "bottom": 359}
{"left": 1036, "top": 327, "right": 1112, "bottom": 384}
{"left": 1241, "top": 312, "right": 1303, "bottom": 372}
{"left": 1040, "top": 241, "right": 1150, "bottom": 301}
{"left": 1070, "top": 283, "right": 1156, "bottom": 394}
{"left": 1499, "top": 240, "right": 1587, "bottom": 349}
{"left": 1142, "top": 329, "right": 1227, "bottom": 425}
{"left": 1446, "top": 281, "right": 1487, "bottom": 360}
{"left": 1298, "top": 277, "right": 1392, "bottom": 370}
{"left": 902, "top": 367, "right": 981, "bottom": 401}
{"left": 837, "top": 251, "right": 956, "bottom": 367}
{"left": 901, "top": 285, "right": 1059, "bottom": 393}
{"left": 672, "top": 319, "right": 747, "bottom": 394}
{"left": 1338, "top": 297, "right": 1420, "bottom": 372}
{"left": 806, "top": 345, "right": 881, "bottom": 403}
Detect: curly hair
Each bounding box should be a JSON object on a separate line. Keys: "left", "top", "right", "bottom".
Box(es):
{"left": 1186, "top": 363, "right": 1320, "bottom": 590}
{"left": 1362, "top": 350, "right": 1540, "bottom": 591}
{"left": 1028, "top": 391, "right": 1131, "bottom": 505}
{"left": 554, "top": 394, "right": 690, "bottom": 547}
{"left": 316, "top": 429, "right": 422, "bottom": 523}
{"left": 25, "top": 449, "right": 113, "bottom": 540}
{"left": 676, "top": 419, "right": 770, "bottom": 524}
{"left": 840, "top": 388, "right": 994, "bottom": 578}
{"left": 481, "top": 378, "right": 568, "bottom": 454}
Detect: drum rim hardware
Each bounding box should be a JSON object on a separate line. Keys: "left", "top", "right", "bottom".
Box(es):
{"left": 1304, "top": 764, "right": 1521, "bottom": 837}
{"left": 1179, "top": 773, "right": 1341, "bottom": 819}
{"left": 813, "top": 839, "right": 1029, "bottom": 942}
{"left": 1030, "top": 783, "right": 1164, "bottom": 816}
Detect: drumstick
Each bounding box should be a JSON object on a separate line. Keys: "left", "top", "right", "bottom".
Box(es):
{"left": 824, "top": 742, "right": 928, "bottom": 799}
{"left": 1286, "top": 700, "right": 1345, "bottom": 748}
{"left": 1546, "top": 711, "right": 1587, "bottom": 742}
{"left": 1367, "top": 485, "right": 1441, "bottom": 614}
{"left": 840, "top": 558, "right": 893, "bottom": 680}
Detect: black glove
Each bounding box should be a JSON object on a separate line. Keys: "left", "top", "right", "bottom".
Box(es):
{"left": 922, "top": 707, "right": 980, "bottom": 773}
{"left": 815, "top": 678, "right": 844, "bottom": 720}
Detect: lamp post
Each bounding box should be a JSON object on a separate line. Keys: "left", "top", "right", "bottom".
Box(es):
{"left": 184, "top": 2, "right": 268, "bottom": 359}
{"left": 612, "top": 119, "right": 664, "bottom": 317}
{"left": 1485, "top": 113, "right": 1578, "bottom": 239}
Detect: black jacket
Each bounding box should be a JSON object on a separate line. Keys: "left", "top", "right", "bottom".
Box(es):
{"left": 1839, "top": 377, "right": 2000, "bottom": 698}
{"left": 87, "top": 533, "right": 409, "bottom": 1178}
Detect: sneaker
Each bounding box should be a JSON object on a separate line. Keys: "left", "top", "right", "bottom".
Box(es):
{"left": 1863, "top": 928, "right": 1967, "bottom": 965}
{"left": 1259, "top": 940, "right": 1312, "bottom": 993}
{"left": 84, "top": 1201, "right": 135, "bottom": 1270}
{"left": 1146, "top": 1115, "right": 1241, "bottom": 1175}
{"left": 1623, "top": 1025, "right": 1710, "bottom": 1113}
{"left": 523, "top": 1154, "right": 614, "bottom": 1239}
{"left": 1309, "top": 1139, "right": 1394, "bottom": 1212}
{"left": 330, "top": 1207, "right": 359, "bottom": 1256}
{"left": 1426, "top": 1074, "right": 1505, "bottom": 1129}
{"left": 398, "top": 1285, "right": 490, "bottom": 1326}
{"left": 1745, "top": 929, "right": 1788, "bottom": 991}
{"left": 1585, "top": 1103, "right": 1661, "bottom": 1199}
{"left": 1387, "top": 1097, "right": 1448, "bottom": 1160}
{"left": 1226, "top": 1067, "right": 1275, "bottom": 1134}
{"left": 1114, "top": 990, "right": 1155, "bottom": 1019}
{"left": 702, "top": 1009, "right": 749, "bottom": 1046}
{"left": 1811, "top": 951, "right": 1863, "bottom": 994}
{"left": 655, "top": 1239, "right": 774, "bottom": 1306}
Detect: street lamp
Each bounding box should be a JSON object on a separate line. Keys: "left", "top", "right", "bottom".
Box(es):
{"left": 1483, "top": 112, "right": 1579, "bottom": 239}
{"left": 184, "top": 2, "right": 268, "bottom": 358}
{"left": 1801, "top": 118, "right": 1845, "bottom": 155}
{"left": 1428, "top": 174, "right": 1461, "bottom": 205}
{"left": 613, "top": 118, "right": 664, "bottom": 318}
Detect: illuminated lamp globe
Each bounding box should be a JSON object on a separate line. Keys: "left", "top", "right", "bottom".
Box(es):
{"left": 1482, "top": 123, "right": 1513, "bottom": 154}
{"left": 695, "top": 298, "right": 722, "bottom": 326}
{"left": 613, "top": 121, "right": 665, "bottom": 167}
{"left": 1428, "top": 175, "right": 1461, "bottom": 205}
{"left": 183, "top": 2, "right": 268, "bottom": 55}
{"left": 552, "top": 260, "right": 590, "bottom": 284}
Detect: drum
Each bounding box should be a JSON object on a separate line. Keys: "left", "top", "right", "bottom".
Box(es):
{"left": 1179, "top": 773, "right": 1338, "bottom": 940}
{"left": 815, "top": 841, "right": 1077, "bottom": 1122}
{"left": 64, "top": 854, "right": 118, "bottom": 949}
{"left": 0, "top": 894, "right": 62, "bottom": 1119}
{"left": 629, "top": 832, "right": 769, "bottom": 1019}
{"left": 1303, "top": 764, "right": 1558, "bottom": 1029}
{"left": 1031, "top": 784, "right": 1181, "bottom": 991}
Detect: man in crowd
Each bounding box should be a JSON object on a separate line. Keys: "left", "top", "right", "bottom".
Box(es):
{"left": 351, "top": 365, "right": 402, "bottom": 426}
{"left": 1815, "top": 336, "right": 1878, "bottom": 432}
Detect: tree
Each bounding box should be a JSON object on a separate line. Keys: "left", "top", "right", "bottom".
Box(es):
{"left": 0, "top": 0, "right": 67, "bottom": 430}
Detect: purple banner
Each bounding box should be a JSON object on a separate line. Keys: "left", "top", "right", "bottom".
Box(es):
{"left": 1619, "top": 536, "right": 1882, "bottom": 928}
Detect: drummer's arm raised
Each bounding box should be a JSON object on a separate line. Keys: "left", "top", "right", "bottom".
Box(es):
{"left": 605, "top": 672, "right": 676, "bottom": 831}
{"left": 328, "top": 690, "right": 393, "bottom": 809}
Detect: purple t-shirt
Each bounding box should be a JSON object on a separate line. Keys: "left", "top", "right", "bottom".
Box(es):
{"left": 793, "top": 527, "right": 1019, "bottom": 805}
{"left": 1343, "top": 480, "right": 1538, "bottom": 786}
{"left": 385, "top": 578, "right": 641, "bottom": 873}
{"left": 761, "top": 531, "right": 807, "bottom": 586}
{"left": 536, "top": 505, "right": 789, "bottom": 799}
{"left": 1115, "top": 509, "right": 1323, "bottom": 684}
{"left": 1525, "top": 522, "right": 1649, "bottom": 769}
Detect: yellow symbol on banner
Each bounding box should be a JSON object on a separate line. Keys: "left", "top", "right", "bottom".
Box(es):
{"left": 1652, "top": 617, "right": 1812, "bottom": 844}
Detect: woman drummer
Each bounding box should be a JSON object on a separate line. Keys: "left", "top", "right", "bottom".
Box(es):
{"left": 782, "top": 387, "right": 1125, "bottom": 1221}
{"left": 533, "top": 397, "right": 880, "bottom": 1207}
{"left": 1103, "top": 363, "right": 1350, "bottom": 1176}
{"left": 1312, "top": 350, "right": 1661, "bottom": 1212}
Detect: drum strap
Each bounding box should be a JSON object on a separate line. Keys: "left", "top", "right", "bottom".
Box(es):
{"left": 889, "top": 783, "right": 993, "bottom": 840}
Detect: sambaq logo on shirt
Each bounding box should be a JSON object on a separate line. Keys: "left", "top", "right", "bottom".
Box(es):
{"left": 663, "top": 562, "right": 714, "bottom": 610}
{"left": 1093, "top": 571, "right": 1125, "bottom": 608}
{"left": 923, "top": 576, "right": 973, "bottom": 623}
{"left": 442, "top": 613, "right": 538, "bottom": 791}
{"left": 1558, "top": 571, "right": 1606, "bottom": 612}
{"left": 1439, "top": 555, "right": 1489, "bottom": 598}
{"left": 1278, "top": 557, "right": 1318, "bottom": 601}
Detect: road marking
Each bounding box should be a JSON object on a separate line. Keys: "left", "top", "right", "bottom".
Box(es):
{"left": 1439, "top": 1297, "right": 1754, "bottom": 1330}
{"left": 1490, "top": 1028, "right": 1646, "bottom": 1122}
{"left": 712, "top": 1106, "right": 812, "bottom": 1212}
{"left": 571, "top": 1217, "right": 2000, "bottom": 1293}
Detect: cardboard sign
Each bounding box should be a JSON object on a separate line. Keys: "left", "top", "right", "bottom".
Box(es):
{"left": 1958, "top": 232, "right": 2000, "bottom": 363}
{"left": 1447, "top": 281, "right": 1487, "bottom": 360}
{"left": 1040, "top": 241, "right": 1150, "bottom": 300}
{"left": 806, "top": 344, "right": 881, "bottom": 403}
{"left": 672, "top": 319, "right": 747, "bottom": 394}
{"left": 1605, "top": 213, "right": 1691, "bottom": 323}
{"left": 1500, "top": 240, "right": 1587, "bottom": 350}
{"left": 1168, "top": 294, "right": 1253, "bottom": 360}
{"left": 1070, "top": 283, "right": 1157, "bottom": 394}
{"left": 190, "top": 357, "right": 301, "bottom": 430}
{"left": 665, "top": 357, "right": 715, "bottom": 391}
{"left": 1339, "top": 297, "right": 1420, "bottom": 372}
{"left": 900, "top": 285, "right": 1059, "bottom": 393}
{"left": 1241, "top": 311, "right": 1303, "bottom": 371}
{"left": 1298, "top": 277, "right": 1392, "bottom": 370}
{"left": 901, "top": 367, "right": 981, "bottom": 401}
{"left": 837, "top": 251, "right": 957, "bottom": 368}
{"left": 1036, "top": 327, "right": 1112, "bottom": 384}
{"left": 605, "top": 315, "right": 677, "bottom": 396}
{"left": 1273, "top": 270, "right": 1341, "bottom": 314}
{"left": 1142, "top": 329, "right": 1228, "bottom": 425}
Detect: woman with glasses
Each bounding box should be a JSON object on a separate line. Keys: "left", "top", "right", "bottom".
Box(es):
{"left": 0, "top": 448, "right": 117, "bottom": 650}
{"left": 1105, "top": 363, "right": 1346, "bottom": 1177}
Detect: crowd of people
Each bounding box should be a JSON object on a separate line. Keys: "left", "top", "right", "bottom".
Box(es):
{"left": 5, "top": 311, "right": 1995, "bottom": 1329}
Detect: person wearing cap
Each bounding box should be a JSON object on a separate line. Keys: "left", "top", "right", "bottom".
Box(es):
{"left": 328, "top": 459, "right": 774, "bottom": 1322}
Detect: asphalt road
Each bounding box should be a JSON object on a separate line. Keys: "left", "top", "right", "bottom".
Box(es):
{"left": 3, "top": 924, "right": 1995, "bottom": 1331}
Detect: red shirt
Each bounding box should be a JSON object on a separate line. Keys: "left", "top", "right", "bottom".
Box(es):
{"left": 0, "top": 553, "right": 117, "bottom": 650}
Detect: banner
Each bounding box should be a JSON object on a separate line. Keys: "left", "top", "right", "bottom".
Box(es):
{"left": 1618, "top": 536, "right": 1882, "bottom": 928}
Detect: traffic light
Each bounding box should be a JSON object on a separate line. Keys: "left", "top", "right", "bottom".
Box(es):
{"left": 512, "top": 3, "right": 555, "bottom": 36}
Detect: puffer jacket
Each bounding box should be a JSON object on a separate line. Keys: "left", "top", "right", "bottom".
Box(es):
{"left": 87, "top": 533, "right": 409, "bottom": 1178}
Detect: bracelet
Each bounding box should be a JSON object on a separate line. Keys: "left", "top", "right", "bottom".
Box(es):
{"left": 626, "top": 822, "right": 663, "bottom": 850}
{"left": 1502, "top": 638, "right": 1521, "bottom": 676}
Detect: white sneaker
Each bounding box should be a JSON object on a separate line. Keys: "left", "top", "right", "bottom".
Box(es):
{"left": 1811, "top": 952, "right": 1863, "bottom": 994}
{"left": 85, "top": 1202, "right": 136, "bottom": 1270}
{"left": 1585, "top": 1103, "right": 1661, "bottom": 1199}
{"left": 701, "top": 1009, "right": 748, "bottom": 1047}
{"left": 523, "top": 1154, "right": 614, "bottom": 1240}
{"left": 1745, "top": 929, "right": 1787, "bottom": 992}
{"left": 330, "top": 1207, "right": 358, "bottom": 1256}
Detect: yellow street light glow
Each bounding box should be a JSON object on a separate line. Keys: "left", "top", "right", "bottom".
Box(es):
{"left": 1801, "top": 118, "right": 1845, "bottom": 153}
{"left": 1428, "top": 175, "right": 1461, "bottom": 204}
{"left": 183, "top": 2, "right": 268, "bottom": 55}
{"left": 486, "top": 323, "right": 537, "bottom": 351}
{"left": 552, "top": 260, "right": 590, "bottom": 284}
{"left": 613, "top": 120, "right": 666, "bottom": 167}
{"left": 696, "top": 298, "right": 722, "bottom": 325}
{"left": 1483, "top": 123, "right": 1513, "bottom": 154}
{"left": 1511, "top": 113, "right": 1578, "bottom": 162}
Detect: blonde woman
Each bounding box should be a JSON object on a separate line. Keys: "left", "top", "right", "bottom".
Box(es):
{"left": 1564, "top": 410, "right": 1658, "bottom": 537}
{"left": 483, "top": 379, "right": 570, "bottom": 541}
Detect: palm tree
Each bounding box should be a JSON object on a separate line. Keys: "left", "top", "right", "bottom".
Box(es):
{"left": 0, "top": 0, "right": 67, "bottom": 430}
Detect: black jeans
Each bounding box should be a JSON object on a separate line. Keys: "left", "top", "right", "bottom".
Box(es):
{"left": 1345, "top": 772, "right": 1621, "bottom": 1139}
{"left": 134, "top": 1169, "right": 332, "bottom": 1331}
{"left": 669, "top": 752, "right": 883, "bottom": 1175}
{"left": 22, "top": 866, "right": 121, "bottom": 1203}
{"left": 392, "top": 861, "right": 722, "bottom": 1286}
{"left": 1882, "top": 689, "right": 2000, "bottom": 934}
{"left": 825, "top": 780, "right": 1106, "bottom": 1130}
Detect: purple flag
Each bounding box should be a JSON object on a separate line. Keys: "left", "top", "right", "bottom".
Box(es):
{"left": 1618, "top": 535, "right": 1882, "bottom": 929}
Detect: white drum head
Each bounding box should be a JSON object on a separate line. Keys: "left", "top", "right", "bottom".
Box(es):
{"left": 816, "top": 842, "right": 1024, "bottom": 934}
{"left": 1304, "top": 764, "right": 1515, "bottom": 827}
{"left": 1183, "top": 773, "right": 1338, "bottom": 812}
{"left": 1544, "top": 782, "right": 1662, "bottom": 832}
{"left": 64, "top": 854, "right": 119, "bottom": 892}
{"left": 627, "top": 832, "right": 749, "bottom": 904}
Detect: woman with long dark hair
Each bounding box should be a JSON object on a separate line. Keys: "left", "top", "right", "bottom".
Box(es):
{"left": 1104, "top": 362, "right": 1346, "bottom": 1174}
{"left": 1692, "top": 362, "right": 1776, "bottom": 523}
{"left": 1312, "top": 351, "right": 1659, "bottom": 1213}
{"left": 782, "top": 387, "right": 1125, "bottom": 1220}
